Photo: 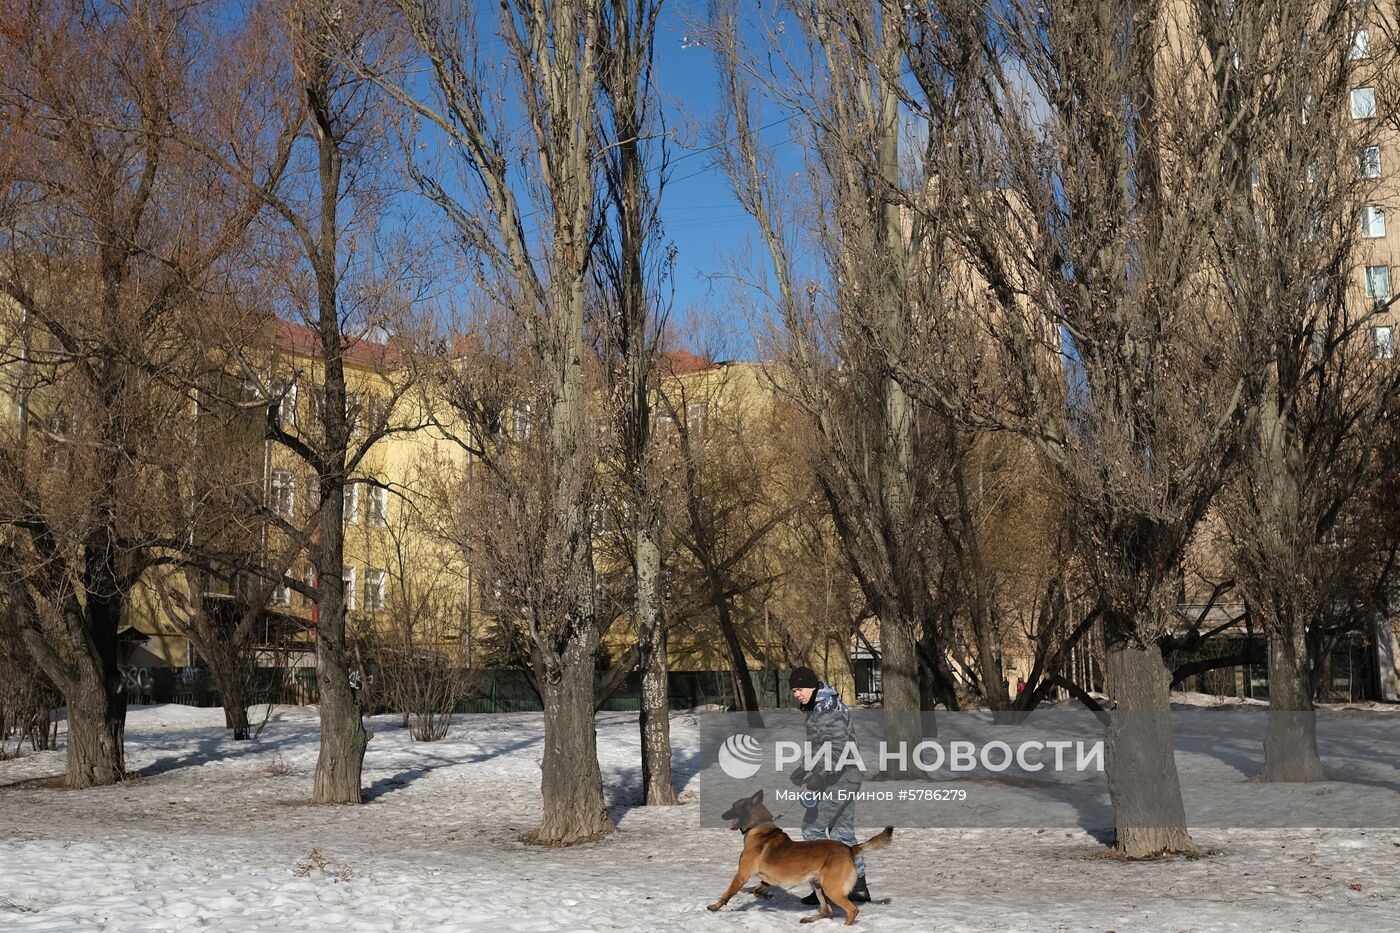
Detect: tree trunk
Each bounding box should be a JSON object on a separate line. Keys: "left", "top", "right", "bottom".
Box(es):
{"left": 1103, "top": 634, "right": 1196, "bottom": 857}
{"left": 879, "top": 609, "right": 929, "bottom": 776}
{"left": 64, "top": 674, "right": 125, "bottom": 788}
{"left": 224, "top": 701, "right": 252, "bottom": 742}
{"left": 208, "top": 655, "right": 254, "bottom": 741}
{"left": 305, "top": 58, "right": 369, "bottom": 805}
{"left": 713, "top": 592, "right": 762, "bottom": 718}
{"left": 313, "top": 634, "right": 370, "bottom": 803}
{"left": 636, "top": 521, "right": 677, "bottom": 805}
{"left": 916, "top": 617, "right": 961, "bottom": 712}
{"left": 1260, "top": 626, "right": 1328, "bottom": 782}
{"left": 311, "top": 509, "right": 369, "bottom": 804}
{"left": 527, "top": 634, "right": 615, "bottom": 845}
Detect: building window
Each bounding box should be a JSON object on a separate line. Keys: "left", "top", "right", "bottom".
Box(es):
{"left": 1366, "top": 265, "right": 1391, "bottom": 300}
{"left": 348, "top": 393, "right": 363, "bottom": 436}
{"left": 1352, "top": 87, "right": 1377, "bottom": 120}
{"left": 1309, "top": 275, "right": 1329, "bottom": 304}
{"left": 363, "top": 395, "right": 387, "bottom": 436}
{"left": 305, "top": 473, "right": 320, "bottom": 515}
{"left": 512, "top": 402, "right": 533, "bottom": 441}
{"left": 367, "top": 485, "right": 389, "bottom": 527}
{"left": 274, "top": 380, "right": 297, "bottom": 426}
{"left": 1362, "top": 204, "right": 1387, "bottom": 238}
{"left": 308, "top": 387, "right": 327, "bottom": 431}
{"left": 1352, "top": 29, "right": 1372, "bottom": 60}
{"left": 1361, "top": 146, "right": 1382, "bottom": 179}
{"left": 343, "top": 566, "right": 358, "bottom": 611}
{"left": 343, "top": 482, "right": 360, "bottom": 525}
{"left": 43, "top": 413, "right": 71, "bottom": 472}
{"left": 270, "top": 470, "right": 295, "bottom": 518}
{"left": 686, "top": 402, "right": 708, "bottom": 437}
{"left": 365, "top": 569, "right": 386, "bottom": 612}
{"left": 1373, "top": 326, "right": 1395, "bottom": 360}
{"left": 271, "top": 581, "right": 292, "bottom": 607}
{"left": 1305, "top": 211, "right": 1323, "bottom": 242}
{"left": 1311, "top": 329, "right": 1328, "bottom": 363}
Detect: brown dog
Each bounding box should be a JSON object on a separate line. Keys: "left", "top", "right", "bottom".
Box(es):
{"left": 707, "top": 789, "right": 894, "bottom": 925}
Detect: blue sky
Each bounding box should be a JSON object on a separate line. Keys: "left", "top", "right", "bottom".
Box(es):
{"left": 649, "top": 2, "right": 794, "bottom": 352}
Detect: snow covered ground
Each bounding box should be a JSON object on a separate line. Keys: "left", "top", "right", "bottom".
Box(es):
{"left": 2, "top": 702, "right": 1398, "bottom": 932}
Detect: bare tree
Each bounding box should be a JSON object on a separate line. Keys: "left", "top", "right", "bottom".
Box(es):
{"left": 359, "top": 0, "right": 616, "bottom": 843}
{"left": 356, "top": 478, "right": 474, "bottom": 741}
{"left": 0, "top": 0, "right": 281, "bottom": 786}
{"left": 658, "top": 360, "right": 794, "bottom": 714}
{"left": 594, "top": 0, "right": 677, "bottom": 806}
{"left": 0, "top": 614, "right": 60, "bottom": 756}
{"left": 707, "top": 0, "right": 955, "bottom": 764}
{"left": 222, "top": 0, "right": 424, "bottom": 804}
{"left": 1200, "top": 1, "right": 1388, "bottom": 782}
{"left": 912, "top": 0, "right": 1277, "bottom": 855}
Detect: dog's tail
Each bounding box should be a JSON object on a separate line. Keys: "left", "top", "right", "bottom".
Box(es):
{"left": 851, "top": 826, "right": 894, "bottom": 857}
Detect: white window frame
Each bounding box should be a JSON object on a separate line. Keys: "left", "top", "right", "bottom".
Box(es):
{"left": 1352, "top": 86, "right": 1377, "bottom": 120}
{"left": 343, "top": 482, "right": 360, "bottom": 525}
{"left": 1309, "top": 275, "right": 1329, "bottom": 304}
{"left": 343, "top": 566, "right": 358, "bottom": 611}
{"left": 275, "top": 380, "right": 297, "bottom": 425}
{"left": 686, "top": 401, "right": 708, "bottom": 436}
{"left": 363, "top": 395, "right": 386, "bottom": 435}
{"left": 349, "top": 392, "right": 365, "bottom": 437}
{"left": 1352, "top": 28, "right": 1372, "bottom": 60}
{"left": 1361, "top": 146, "right": 1382, "bottom": 179}
{"left": 271, "top": 581, "right": 292, "bottom": 607}
{"left": 1365, "top": 265, "right": 1391, "bottom": 300}
{"left": 1362, "top": 204, "right": 1387, "bottom": 238}
{"left": 1373, "top": 325, "right": 1395, "bottom": 360}
{"left": 512, "top": 402, "right": 533, "bottom": 441}
{"left": 44, "top": 413, "right": 71, "bottom": 472}
{"left": 367, "top": 484, "right": 389, "bottom": 528}
{"left": 365, "top": 568, "right": 387, "bottom": 612}
{"left": 270, "top": 469, "right": 295, "bottom": 519}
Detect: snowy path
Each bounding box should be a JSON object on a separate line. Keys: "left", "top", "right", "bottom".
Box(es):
{"left": 1, "top": 705, "right": 1397, "bottom": 931}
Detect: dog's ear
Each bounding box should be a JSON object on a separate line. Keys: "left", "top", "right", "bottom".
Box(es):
{"left": 750, "top": 789, "right": 763, "bottom": 804}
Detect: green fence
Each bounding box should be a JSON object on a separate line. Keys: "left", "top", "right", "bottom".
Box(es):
{"left": 125, "top": 665, "right": 801, "bottom": 714}
{"left": 457, "top": 668, "right": 799, "bottom": 714}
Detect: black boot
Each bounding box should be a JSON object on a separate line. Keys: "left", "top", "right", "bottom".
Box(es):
{"left": 850, "top": 877, "right": 871, "bottom": 903}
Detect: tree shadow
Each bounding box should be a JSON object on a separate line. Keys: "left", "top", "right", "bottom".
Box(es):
{"left": 603, "top": 715, "right": 709, "bottom": 821}
{"left": 136, "top": 718, "right": 325, "bottom": 778}
{"left": 363, "top": 754, "right": 457, "bottom": 800}
{"left": 363, "top": 730, "right": 546, "bottom": 801}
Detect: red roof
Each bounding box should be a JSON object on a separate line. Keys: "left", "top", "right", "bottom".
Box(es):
{"left": 658, "top": 349, "right": 715, "bottom": 376}
{"left": 270, "top": 320, "right": 714, "bottom": 376}
{"left": 269, "top": 319, "right": 398, "bottom": 367}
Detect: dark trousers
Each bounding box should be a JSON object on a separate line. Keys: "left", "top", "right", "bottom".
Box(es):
{"left": 801, "top": 770, "right": 866, "bottom": 877}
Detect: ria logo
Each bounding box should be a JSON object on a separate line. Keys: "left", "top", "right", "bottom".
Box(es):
{"left": 718, "top": 733, "right": 764, "bottom": 779}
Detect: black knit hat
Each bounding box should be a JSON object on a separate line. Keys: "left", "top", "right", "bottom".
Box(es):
{"left": 789, "top": 666, "right": 820, "bottom": 690}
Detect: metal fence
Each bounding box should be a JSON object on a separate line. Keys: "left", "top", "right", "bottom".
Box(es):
{"left": 123, "top": 664, "right": 801, "bottom": 713}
